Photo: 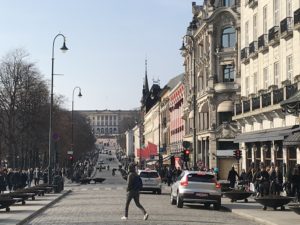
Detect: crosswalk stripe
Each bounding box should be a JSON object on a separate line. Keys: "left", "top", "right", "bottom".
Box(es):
{"left": 93, "top": 188, "right": 100, "bottom": 191}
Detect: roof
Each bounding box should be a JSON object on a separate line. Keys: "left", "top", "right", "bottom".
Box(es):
{"left": 166, "top": 73, "right": 184, "bottom": 90}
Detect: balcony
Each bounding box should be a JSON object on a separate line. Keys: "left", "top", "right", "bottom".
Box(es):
{"left": 214, "top": 82, "right": 239, "bottom": 94}
{"left": 243, "top": 100, "right": 250, "bottom": 113}
{"left": 286, "top": 83, "right": 298, "bottom": 99}
{"left": 262, "top": 92, "right": 271, "bottom": 107}
{"left": 273, "top": 88, "right": 284, "bottom": 104}
{"left": 268, "top": 26, "right": 280, "bottom": 46}
{"left": 294, "top": 8, "right": 300, "bottom": 30}
{"left": 280, "top": 17, "right": 293, "bottom": 39}
{"left": 241, "top": 47, "right": 250, "bottom": 64}
{"left": 258, "top": 34, "right": 268, "bottom": 52}
{"left": 248, "top": 0, "right": 258, "bottom": 9}
{"left": 249, "top": 41, "right": 258, "bottom": 58}
{"left": 252, "top": 96, "right": 260, "bottom": 110}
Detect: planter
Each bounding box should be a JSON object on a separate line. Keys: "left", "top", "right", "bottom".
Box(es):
{"left": 0, "top": 198, "right": 16, "bottom": 211}
{"left": 223, "top": 190, "right": 254, "bottom": 202}
{"left": 220, "top": 182, "right": 231, "bottom": 192}
{"left": 288, "top": 204, "right": 300, "bottom": 215}
{"left": 80, "top": 178, "right": 92, "bottom": 184}
{"left": 255, "top": 196, "right": 294, "bottom": 210}
{"left": 92, "top": 178, "right": 106, "bottom": 183}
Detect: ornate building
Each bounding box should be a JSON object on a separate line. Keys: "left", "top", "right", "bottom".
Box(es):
{"left": 181, "top": 0, "right": 240, "bottom": 178}
{"left": 233, "top": 0, "right": 300, "bottom": 173}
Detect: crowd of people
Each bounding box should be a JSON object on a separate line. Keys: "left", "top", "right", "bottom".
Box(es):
{"left": 227, "top": 164, "right": 300, "bottom": 201}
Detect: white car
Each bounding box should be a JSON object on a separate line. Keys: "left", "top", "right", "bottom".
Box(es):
{"left": 138, "top": 168, "right": 162, "bottom": 194}
{"left": 170, "top": 171, "right": 221, "bottom": 209}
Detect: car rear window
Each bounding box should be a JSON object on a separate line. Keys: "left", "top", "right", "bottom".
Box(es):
{"left": 140, "top": 172, "right": 159, "bottom": 178}
{"left": 187, "top": 174, "right": 215, "bottom": 183}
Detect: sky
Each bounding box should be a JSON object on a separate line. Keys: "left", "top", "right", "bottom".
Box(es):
{"left": 0, "top": 0, "right": 198, "bottom": 110}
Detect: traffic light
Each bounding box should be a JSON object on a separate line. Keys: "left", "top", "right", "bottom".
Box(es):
{"left": 234, "top": 149, "right": 242, "bottom": 160}
{"left": 68, "top": 154, "right": 74, "bottom": 161}
{"left": 182, "top": 149, "right": 190, "bottom": 162}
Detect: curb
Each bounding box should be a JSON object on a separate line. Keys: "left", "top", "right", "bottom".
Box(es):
{"left": 17, "top": 189, "right": 72, "bottom": 225}
{"left": 222, "top": 206, "right": 278, "bottom": 225}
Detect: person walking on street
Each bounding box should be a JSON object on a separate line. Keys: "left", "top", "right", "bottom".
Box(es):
{"left": 121, "top": 163, "right": 148, "bottom": 221}
{"left": 33, "top": 167, "right": 40, "bottom": 186}
{"left": 227, "top": 166, "right": 239, "bottom": 189}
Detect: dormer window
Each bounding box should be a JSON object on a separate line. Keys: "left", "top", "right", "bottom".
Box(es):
{"left": 222, "top": 27, "right": 236, "bottom": 48}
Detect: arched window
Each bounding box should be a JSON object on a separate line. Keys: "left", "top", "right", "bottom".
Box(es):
{"left": 222, "top": 27, "right": 236, "bottom": 48}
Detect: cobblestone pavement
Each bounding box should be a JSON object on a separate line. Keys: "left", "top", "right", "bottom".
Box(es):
{"left": 25, "top": 151, "right": 262, "bottom": 225}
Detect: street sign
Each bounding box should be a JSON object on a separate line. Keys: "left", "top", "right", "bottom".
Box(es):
{"left": 67, "top": 151, "right": 74, "bottom": 155}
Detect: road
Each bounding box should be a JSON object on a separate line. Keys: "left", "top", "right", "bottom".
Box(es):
{"left": 25, "top": 149, "right": 261, "bottom": 225}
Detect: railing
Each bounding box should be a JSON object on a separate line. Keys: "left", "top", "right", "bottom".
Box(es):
{"left": 258, "top": 34, "right": 268, "bottom": 51}
{"left": 294, "top": 8, "right": 300, "bottom": 30}
{"left": 241, "top": 47, "right": 249, "bottom": 63}
{"left": 268, "top": 26, "right": 280, "bottom": 45}
{"left": 243, "top": 100, "right": 250, "bottom": 113}
{"left": 235, "top": 103, "right": 242, "bottom": 115}
{"left": 273, "top": 88, "right": 284, "bottom": 104}
{"left": 249, "top": 41, "right": 258, "bottom": 57}
{"left": 248, "top": 0, "right": 258, "bottom": 8}
{"left": 262, "top": 92, "right": 271, "bottom": 107}
{"left": 252, "top": 96, "right": 260, "bottom": 110}
{"left": 280, "top": 17, "right": 293, "bottom": 38}
{"left": 286, "top": 83, "right": 298, "bottom": 99}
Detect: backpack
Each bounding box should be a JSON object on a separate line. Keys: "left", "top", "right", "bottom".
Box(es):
{"left": 133, "top": 175, "right": 143, "bottom": 191}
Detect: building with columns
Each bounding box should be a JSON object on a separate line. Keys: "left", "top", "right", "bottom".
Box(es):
{"left": 233, "top": 0, "right": 300, "bottom": 173}
{"left": 181, "top": 1, "right": 240, "bottom": 178}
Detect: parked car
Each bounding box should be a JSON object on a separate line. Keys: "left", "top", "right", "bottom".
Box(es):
{"left": 138, "top": 168, "right": 162, "bottom": 194}
{"left": 170, "top": 171, "right": 221, "bottom": 210}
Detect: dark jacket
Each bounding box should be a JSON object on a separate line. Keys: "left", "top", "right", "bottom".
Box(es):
{"left": 127, "top": 172, "right": 138, "bottom": 192}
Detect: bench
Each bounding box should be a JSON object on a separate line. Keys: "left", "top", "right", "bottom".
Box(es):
{"left": 92, "top": 178, "right": 106, "bottom": 184}
{"left": 0, "top": 197, "right": 17, "bottom": 211}
{"left": 80, "top": 178, "right": 92, "bottom": 184}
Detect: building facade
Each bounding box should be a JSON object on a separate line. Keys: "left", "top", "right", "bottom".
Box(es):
{"left": 181, "top": 1, "right": 240, "bottom": 178}
{"left": 79, "top": 110, "right": 140, "bottom": 137}
{"left": 233, "top": 0, "right": 300, "bottom": 173}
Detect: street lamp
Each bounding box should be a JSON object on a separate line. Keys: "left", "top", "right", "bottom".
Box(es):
{"left": 71, "top": 87, "right": 82, "bottom": 154}
{"left": 48, "top": 33, "right": 69, "bottom": 184}
{"left": 180, "top": 33, "right": 197, "bottom": 170}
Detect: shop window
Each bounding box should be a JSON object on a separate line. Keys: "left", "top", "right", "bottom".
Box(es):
{"left": 222, "top": 27, "right": 236, "bottom": 48}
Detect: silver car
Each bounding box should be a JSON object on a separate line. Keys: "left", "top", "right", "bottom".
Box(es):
{"left": 170, "top": 171, "right": 221, "bottom": 209}
{"left": 138, "top": 169, "right": 162, "bottom": 194}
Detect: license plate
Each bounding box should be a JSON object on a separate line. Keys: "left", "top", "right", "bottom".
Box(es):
{"left": 195, "top": 193, "right": 208, "bottom": 197}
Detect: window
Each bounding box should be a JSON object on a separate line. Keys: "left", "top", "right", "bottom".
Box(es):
{"left": 253, "top": 14, "right": 257, "bottom": 40}
{"left": 223, "top": 0, "right": 234, "bottom": 7}
{"left": 253, "top": 72, "right": 258, "bottom": 93}
{"left": 245, "top": 77, "right": 250, "bottom": 96}
{"left": 223, "top": 65, "right": 235, "bottom": 82}
{"left": 287, "top": 55, "right": 293, "bottom": 81}
{"left": 274, "top": 0, "right": 280, "bottom": 26}
{"left": 274, "top": 62, "right": 280, "bottom": 86}
{"left": 263, "top": 67, "right": 269, "bottom": 89}
{"left": 245, "top": 21, "right": 249, "bottom": 46}
{"left": 222, "top": 27, "right": 236, "bottom": 48}
{"left": 287, "top": 0, "right": 293, "bottom": 17}
{"left": 263, "top": 5, "right": 268, "bottom": 34}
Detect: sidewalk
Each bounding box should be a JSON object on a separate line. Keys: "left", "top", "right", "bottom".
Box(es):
{"left": 222, "top": 197, "right": 300, "bottom": 225}
{"left": 0, "top": 189, "right": 71, "bottom": 225}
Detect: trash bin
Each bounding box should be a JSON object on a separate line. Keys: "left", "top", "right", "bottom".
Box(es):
{"left": 52, "top": 175, "right": 63, "bottom": 193}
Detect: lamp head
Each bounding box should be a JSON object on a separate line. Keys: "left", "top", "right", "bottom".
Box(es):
{"left": 179, "top": 41, "right": 187, "bottom": 51}
{"left": 60, "top": 41, "right": 69, "bottom": 53}
{"left": 78, "top": 91, "right": 82, "bottom": 97}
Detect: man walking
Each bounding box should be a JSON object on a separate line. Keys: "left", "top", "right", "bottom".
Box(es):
{"left": 121, "top": 163, "right": 148, "bottom": 221}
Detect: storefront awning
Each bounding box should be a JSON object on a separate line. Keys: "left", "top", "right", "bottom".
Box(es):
{"left": 217, "top": 101, "right": 233, "bottom": 112}
{"left": 283, "top": 132, "right": 300, "bottom": 146}
{"left": 234, "top": 126, "right": 297, "bottom": 143}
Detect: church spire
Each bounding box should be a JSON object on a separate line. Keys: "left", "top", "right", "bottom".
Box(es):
{"left": 144, "top": 57, "right": 149, "bottom": 93}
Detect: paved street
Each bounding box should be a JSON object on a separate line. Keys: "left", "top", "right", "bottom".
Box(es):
{"left": 25, "top": 150, "right": 261, "bottom": 225}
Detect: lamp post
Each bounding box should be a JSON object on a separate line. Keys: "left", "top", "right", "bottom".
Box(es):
{"left": 48, "top": 33, "right": 68, "bottom": 184}
{"left": 71, "top": 87, "right": 82, "bottom": 155}
{"left": 180, "top": 33, "right": 197, "bottom": 170}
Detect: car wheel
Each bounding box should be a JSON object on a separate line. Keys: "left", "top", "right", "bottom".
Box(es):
{"left": 170, "top": 191, "right": 176, "bottom": 205}
{"left": 204, "top": 203, "right": 210, "bottom": 209}
{"left": 213, "top": 199, "right": 221, "bottom": 210}
{"left": 157, "top": 189, "right": 161, "bottom": 195}
{"left": 176, "top": 193, "right": 183, "bottom": 208}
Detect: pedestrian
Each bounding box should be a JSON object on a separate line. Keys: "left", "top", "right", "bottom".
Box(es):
{"left": 291, "top": 167, "right": 300, "bottom": 202}
{"left": 121, "top": 163, "right": 148, "bottom": 221}
{"left": 33, "top": 167, "right": 40, "bottom": 186}
{"left": 256, "top": 166, "right": 270, "bottom": 197}
{"left": 227, "top": 166, "right": 239, "bottom": 189}
{"left": 270, "top": 166, "right": 283, "bottom": 196}
{"left": 0, "top": 169, "right": 7, "bottom": 193}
